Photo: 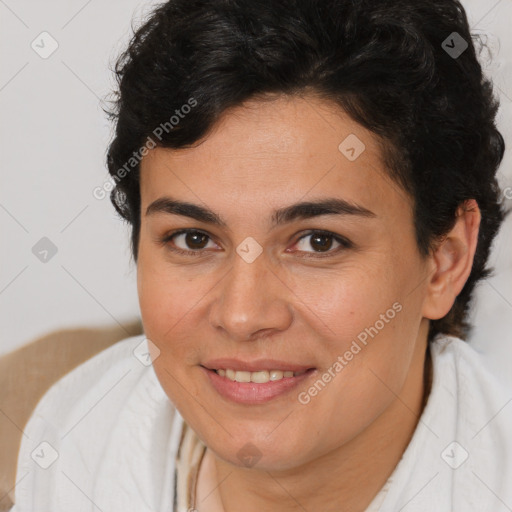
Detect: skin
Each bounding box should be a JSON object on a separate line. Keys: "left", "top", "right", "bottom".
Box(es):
{"left": 136, "top": 94, "right": 480, "bottom": 512}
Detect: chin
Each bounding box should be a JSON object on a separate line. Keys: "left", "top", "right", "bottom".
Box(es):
{"left": 201, "top": 424, "right": 316, "bottom": 472}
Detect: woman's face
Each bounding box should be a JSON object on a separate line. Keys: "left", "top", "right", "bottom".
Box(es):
{"left": 137, "top": 94, "right": 432, "bottom": 471}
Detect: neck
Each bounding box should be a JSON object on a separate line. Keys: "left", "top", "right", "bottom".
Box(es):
{"left": 196, "top": 324, "right": 431, "bottom": 512}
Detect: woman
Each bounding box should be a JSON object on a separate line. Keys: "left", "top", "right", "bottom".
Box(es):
{"left": 10, "top": 0, "right": 512, "bottom": 511}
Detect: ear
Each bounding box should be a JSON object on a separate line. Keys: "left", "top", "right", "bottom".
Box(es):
{"left": 422, "top": 199, "right": 481, "bottom": 320}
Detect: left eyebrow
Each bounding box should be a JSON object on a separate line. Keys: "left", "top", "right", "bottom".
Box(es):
{"left": 271, "top": 198, "right": 376, "bottom": 226}
{"left": 145, "top": 196, "right": 376, "bottom": 227}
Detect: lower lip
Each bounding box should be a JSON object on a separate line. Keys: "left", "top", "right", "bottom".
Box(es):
{"left": 202, "top": 367, "right": 316, "bottom": 404}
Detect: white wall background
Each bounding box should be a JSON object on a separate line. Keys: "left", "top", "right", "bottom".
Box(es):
{"left": 1, "top": 0, "right": 511, "bottom": 385}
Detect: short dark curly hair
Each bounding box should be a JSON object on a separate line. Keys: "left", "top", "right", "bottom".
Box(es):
{"left": 104, "top": 0, "right": 505, "bottom": 341}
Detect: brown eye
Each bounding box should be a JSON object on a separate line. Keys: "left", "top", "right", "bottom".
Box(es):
{"left": 181, "top": 231, "right": 210, "bottom": 250}
{"left": 161, "top": 229, "right": 217, "bottom": 254}
{"left": 293, "top": 230, "right": 352, "bottom": 256}
{"left": 309, "top": 233, "right": 334, "bottom": 252}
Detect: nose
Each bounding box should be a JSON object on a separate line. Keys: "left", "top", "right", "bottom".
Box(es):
{"left": 209, "top": 249, "right": 293, "bottom": 341}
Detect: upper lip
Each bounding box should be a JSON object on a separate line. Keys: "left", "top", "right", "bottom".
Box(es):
{"left": 202, "top": 358, "right": 315, "bottom": 373}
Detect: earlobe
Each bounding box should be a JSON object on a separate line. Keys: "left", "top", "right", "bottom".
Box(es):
{"left": 421, "top": 199, "right": 481, "bottom": 320}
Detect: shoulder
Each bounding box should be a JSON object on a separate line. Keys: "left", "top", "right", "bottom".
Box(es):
{"left": 21, "top": 333, "right": 152, "bottom": 429}
{"left": 11, "top": 334, "right": 182, "bottom": 512}
{"left": 432, "top": 335, "right": 512, "bottom": 506}
{"left": 430, "top": 334, "right": 511, "bottom": 402}
{"left": 377, "top": 334, "right": 512, "bottom": 511}
{"left": 0, "top": 323, "right": 143, "bottom": 510}
{"left": 429, "top": 334, "right": 512, "bottom": 435}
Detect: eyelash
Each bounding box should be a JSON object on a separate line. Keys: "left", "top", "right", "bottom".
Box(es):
{"left": 158, "top": 229, "right": 353, "bottom": 259}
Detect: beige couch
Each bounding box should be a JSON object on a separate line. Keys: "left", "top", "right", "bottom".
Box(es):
{"left": 0, "top": 320, "right": 143, "bottom": 511}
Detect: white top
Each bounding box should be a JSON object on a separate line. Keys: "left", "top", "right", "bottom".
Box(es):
{"left": 9, "top": 333, "right": 512, "bottom": 511}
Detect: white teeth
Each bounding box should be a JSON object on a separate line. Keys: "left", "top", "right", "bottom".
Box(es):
{"left": 235, "top": 371, "right": 251, "bottom": 383}
{"left": 251, "top": 371, "right": 269, "bottom": 383}
{"left": 216, "top": 368, "right": 304, "bottom": 383}
{"left": 269, "top": 370, "right": 283, "bottom": 381}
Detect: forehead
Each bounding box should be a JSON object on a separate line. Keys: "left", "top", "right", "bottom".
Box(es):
{"left": 139, "top": 94, "right": 412, "bottom": 223}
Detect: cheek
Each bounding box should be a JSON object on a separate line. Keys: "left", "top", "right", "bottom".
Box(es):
{"left": 293, "top": 314, "right": 414, "bottom": 459}
{"left": 136, "top": 247, "right": 206, "bottom": 338}
{"left": 284, "top": 258, "right": 399, "bottom": 340}
{"left": 288, "top": 260, "right": 417, "bottom": 426}
{"left": 136, "top": 253, "right": 206, "bottom": 414}
{"left": 136, "top": 245, "right": 217, "bottom": 409}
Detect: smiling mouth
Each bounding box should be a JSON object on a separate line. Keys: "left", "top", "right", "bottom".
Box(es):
{"left": 202, "top": 366, "right": 317, "bottom": 404}
{"left": 213, "top": 368, "right": 310, "bottom": 383}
